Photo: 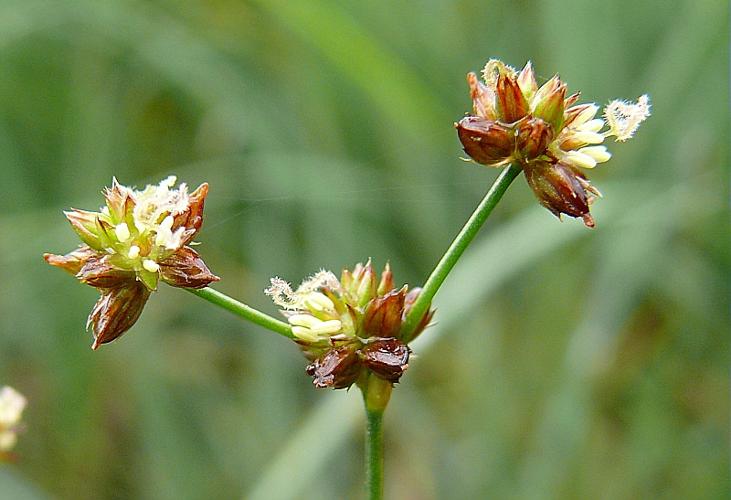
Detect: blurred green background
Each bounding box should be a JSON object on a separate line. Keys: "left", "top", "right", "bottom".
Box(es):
{"left": 0, "top": 0, "right": 728, "bottom": 498}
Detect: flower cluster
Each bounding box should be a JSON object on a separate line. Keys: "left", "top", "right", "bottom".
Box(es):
{"left": 44, "top": 176, "right": 219, "bottom": 349}
{"left": 456, "top": 59, "right": 650, "bottom": 227}
{"left": 0, "top": 386, "right": 26, "bottom": 458}
{"left": 266, "top": 261, "right": 433, "bottom": 389}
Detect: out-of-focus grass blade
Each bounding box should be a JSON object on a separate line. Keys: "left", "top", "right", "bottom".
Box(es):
{"left": 0, "top": 469, "right": 49, "bottom": 500}
{"left": 250, "top": 0, "right": 451, "bottom": 143}
{"left": 247, "top": 393, "right": 361, "bottom": 500}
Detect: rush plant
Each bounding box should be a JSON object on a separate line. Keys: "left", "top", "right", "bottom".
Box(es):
{"left": 44, "top": 59, "right": 648, "bottom": 499}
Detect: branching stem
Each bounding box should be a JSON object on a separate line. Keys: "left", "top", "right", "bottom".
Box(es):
{"left": 401, "top": 164, "right": 521, "bottom": 341}
{"left": 187, "top": 287, "right": 293, "bottom": 338}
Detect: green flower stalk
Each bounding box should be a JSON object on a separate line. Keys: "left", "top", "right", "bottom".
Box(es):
{"left": 44, "top": 176, "right": 219, "bottom": 349}
{"left": 0, "top": 386, "right": 26, "bottom": 460}
{"left": 457, "top": 59, "right": 650, "bottom": 227}
{"left": 265, "top": 260, "right": 434, "bottom": 390}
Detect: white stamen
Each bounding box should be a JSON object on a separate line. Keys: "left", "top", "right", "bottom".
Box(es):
{"left": 132, "top": 175, "right": 190, "bottom": 228}
{"left": 114, "top": 223, "right": 131, "bottom": 242}
{"left": 304, "top": 292, "right": 335, "bottom": 312}
{"left": 579, "top": 146, "right": 612, "bottom": 163}
{"left": 572, "top": 131, "right": 605, "bottom": 145}
{"left": 288, "top": 314, "right": 342, "bottom": 333}
{"left": 155, "top": 216, "right": 184, "bottom": 250}
{"left": 287, "top": 313, "right": 343, "bottom": 341}
{"left": 0, "top": 386, "right": 26, "bottom": 427}
{"left": 161, "top": 215, "right": 174, "bottom": 231}
{"left": 572, "top": 104, "right": 599, "bottom": 126}
{"left": 288, "top": 314, "right": 321, "bottom": 328}
{"left": 563, "top": 150, "right": 597, "bottom": 169}
{"left": 291, "top": 327, "right": 320, "bottom": 343}
{"left": 165, "top": 227, "right": 185, "bottom": 250}
{"left": 310, "top": 320, "right": 343, "bottom": 335}
{"left": 580, "top": 119, "right": 605, "bottom": 133}
{"left": 142, "top": 259, "right": 160, "bottom": 273}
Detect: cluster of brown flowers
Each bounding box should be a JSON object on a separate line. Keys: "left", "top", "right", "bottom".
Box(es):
{"left": 44, "top": 176, "right": 218, "bottom": 349}
{"left": 456, "top": 59, "right": 650, "bottom": 227}
{"left": 266, "top": 261, "right": 433, "bottom": 389}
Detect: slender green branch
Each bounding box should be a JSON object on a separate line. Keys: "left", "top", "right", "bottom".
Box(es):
{"left": 365, "top": 408, "right": 384, "bottom": 500}
{"left": 187, "top": 287, "right": 293, "bottom": 339}
{"left": 401, "top": 164, "right": 522, "bottom": 342}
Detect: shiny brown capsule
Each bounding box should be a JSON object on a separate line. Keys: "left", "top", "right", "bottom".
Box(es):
{"left": 455, "top": 116, "right": 515, "bottom": 167}
{"left": 361, "top": 338, "right": 410, "bottom": 383}
{"left": 306, "top": 347, "right": 362, "bottom": 389}
{"left": 523, "top": 160, "right": 598, "bottom": 227}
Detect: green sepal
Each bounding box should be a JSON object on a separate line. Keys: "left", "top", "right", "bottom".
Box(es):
{"left": 137, "top": 268, "right": 159, "bottom": 291}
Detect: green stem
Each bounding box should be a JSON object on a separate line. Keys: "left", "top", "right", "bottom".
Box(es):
{"left": 187, "top": 287, "right": 293, "bottom": 339}
{"left": 365, "top": 408, "right": 384, "bottom": 500}
{"left": 361, "top": 376, "right": 390, "bottom": 500}
{"left": 401, "top": 164, "right": 522, "bottom": 342}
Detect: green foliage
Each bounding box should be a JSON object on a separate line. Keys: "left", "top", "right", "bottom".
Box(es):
{"left": 0, "top": 0, "right": 727, "bottom": 498}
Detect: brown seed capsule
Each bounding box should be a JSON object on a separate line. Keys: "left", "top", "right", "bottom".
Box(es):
{"left": 516, "top": 118, "right": 553, "bottom": 160}
{"left": 306, "top": 347, "right": 362, "bottom": 389}
{"left": 456, "top": 116, "right": 515, "bottom": 166}
{"left": 77, "top": 255, "right": 136, "bottom": 289}
{"left": 361, "top": 338, "right": 410, "bottom": 383}
{"left": 523, "top": 160, "right": 596, "bottom": 227}
{"left": 159, "top": 246, "right": 220, "bottom": 289}
{"left": 87, "top": 282, "right": 151, "bottom": 349}
{"left": 363, "top": 287, "right": 406, "bottom": 338}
